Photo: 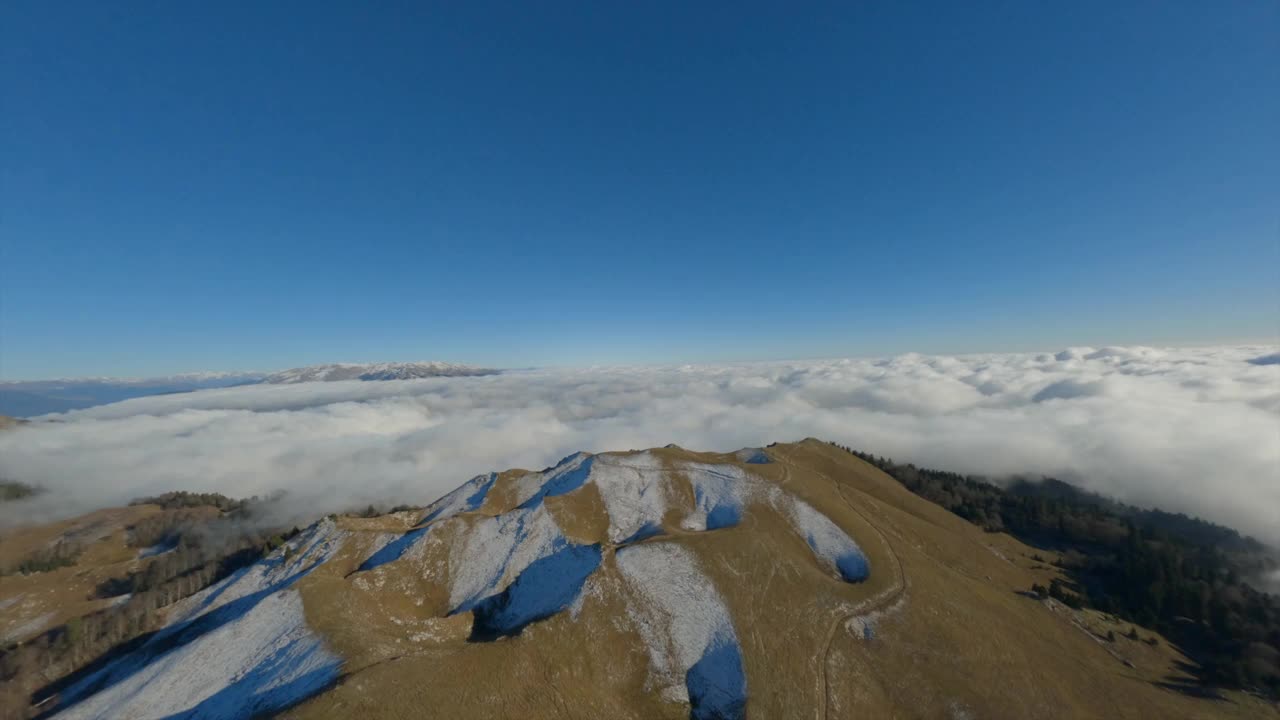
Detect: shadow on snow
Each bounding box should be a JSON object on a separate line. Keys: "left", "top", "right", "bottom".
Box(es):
{"left": 467, "top": 543, "right": 602, "bottom": 642}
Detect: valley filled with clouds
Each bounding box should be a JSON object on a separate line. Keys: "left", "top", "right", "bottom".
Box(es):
{"left": 2, "top": 344, "right": 1277, "bottom": 544}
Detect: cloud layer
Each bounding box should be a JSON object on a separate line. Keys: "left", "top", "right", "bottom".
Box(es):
{"left": 2, "top": 345, "right": 1278, "bottom": 544}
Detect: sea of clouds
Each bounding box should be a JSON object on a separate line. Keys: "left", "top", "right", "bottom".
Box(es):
{"left": 2, "top": 345, "right": 1277, "bottom": 544}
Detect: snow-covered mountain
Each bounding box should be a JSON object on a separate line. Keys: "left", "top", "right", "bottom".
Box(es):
{"left": 0, "top": 363, "right": 500, "bottom": 416}
{"left": 0, "top": 371, "right": 266, "bottom": 389}
{"left": 0, "top": 373, "right": 265, "bottom": 417}
{"left": 262, "top": 361, "right": 500, "bottom": 384}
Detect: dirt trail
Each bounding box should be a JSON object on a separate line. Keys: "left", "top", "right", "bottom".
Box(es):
{"left": 770, "top": 446, "right": 907, "bottom": 720}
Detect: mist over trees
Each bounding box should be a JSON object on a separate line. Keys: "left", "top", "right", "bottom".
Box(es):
{"left": 0, "top": 480, "right": 39, "bottom": 503}
{"left": 128, "top": 491, "right": 248, "bottom": 513}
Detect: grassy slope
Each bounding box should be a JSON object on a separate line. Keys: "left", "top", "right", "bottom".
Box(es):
{"left": 787, "top": 440, "right": 1274, "bottom": 719}
{"left": 0, "top": 503, "right": 224, "bottom": 645}
{"left": 0, "top": 506, "right": 160, "bottom": 645}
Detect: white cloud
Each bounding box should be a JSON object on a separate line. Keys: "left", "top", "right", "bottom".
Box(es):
{"left": 2, "top": 345, "right": 1278, "bottom": 544}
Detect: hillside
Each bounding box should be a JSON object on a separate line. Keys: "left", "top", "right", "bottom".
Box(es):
{"left": 3, "top": 441, "right": 1276, "bottom": 719}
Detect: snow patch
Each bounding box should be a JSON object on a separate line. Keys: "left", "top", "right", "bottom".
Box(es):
{"left": 52, "top": 519, "right": 346, "bottom": 719}
{"left": 446, "top": 504, "right": 566, "bottom": 613}
{"left": 513, "top": 453, "right": 594, "bottom": 509}
{"left": 616, "top": 543, "right": 747, "bottom": 718}
{"left": 2, "top": 611, "right": 54, "bottom": 644}
{"left": 138, "top": 541, "right": 176, "bottom": 559}
{"left": 53, "top": 590, "right": 339, "bottom": 720}
{"left": 682, "top": 463, "right": 751, "bottom": 531}
{"left": 357, "top": 527, "right": 431, "bottom": 572}
{"left": 787, "top": 500, "right": 870, "bottom": 582}
{"left": 590, "top": 453, "right": 673, "bottom": 543}
{"left": 734, "top": 448, "right": 771, "bottom": 464}
{"left": 421, "top": 472, "right": 497, "bottom": 523}
{"left": 844, "top": 591, "right": 906, "bottom": 641}
{"left": 468, "top": 542, "right": 602, "bottom": 640}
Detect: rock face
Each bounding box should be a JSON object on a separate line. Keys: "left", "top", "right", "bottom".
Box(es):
{"left": 40, "top": 441, "right": 1280, "bottom": 720}
{"left": 261, "top": 361, "right": 499, "bottom": 384}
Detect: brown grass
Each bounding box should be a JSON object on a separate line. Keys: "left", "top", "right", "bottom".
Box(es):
{"left": 0, "top": 505, "right": 162, "bottom": 644}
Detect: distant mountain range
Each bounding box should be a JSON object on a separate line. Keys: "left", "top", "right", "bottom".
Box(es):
{"left": 0, "top": 362, "right": 500, "bottom": 417}
{"left": 0, "top": 374, "right": 264, "bottom": 417}
{"left": 263, "top": 361, "right": 499, "bottom": 384}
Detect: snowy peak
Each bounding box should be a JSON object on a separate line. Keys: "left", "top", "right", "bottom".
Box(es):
{"left": 0, "top": 363, "right": 500, "bottom": 415}
{"left": 262, "top": 361, "right": 500, "bottom": 384}
{"left": 0, "top": 371, "right": 264, "bottom": 387}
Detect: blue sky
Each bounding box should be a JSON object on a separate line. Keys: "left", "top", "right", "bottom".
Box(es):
{"left": 2, "top": 1, "right": 1276, "bottom": 379}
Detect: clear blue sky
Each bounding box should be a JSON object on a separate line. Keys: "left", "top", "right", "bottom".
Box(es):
{"left": 2, "top": 2, "right": 1276, "bottom": 379}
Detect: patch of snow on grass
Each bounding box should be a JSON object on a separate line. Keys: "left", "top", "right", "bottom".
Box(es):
{"left": 2, "top": 611, "right": 53, "bottom": 644}
{"left": 844, "top": 591, "right": 905, "bottom": 641}
{"left": 446, "top": 504, "right": 565, "bottom": 613}
{"left": 174, "top": 518, "right": 345, "bottom": 623}
{"left": 734, "top": 448, "right": 771, "bottom": 464}
{"left": 421, "top": 472, "right": 497, "bottom": 523}
{"left": 138, "top": 540, "right": 176, "bottom": 559}
{"left": 681, "top": 462, "right": 751, "bottom": 531}
{"left": 506, "top": 452, "right": 593, "bottom": 508}
{"left": 55, "top": 590, "right": 339, "bottom": 720}
{"left": 787, "top": 499, "right": 870, "bottom": 582}
{"left": 512, "top": 453, "right": 594, "bottom": 509}
{"left": 590, "top": 453, "right": 672, "bottom": 543}
{"left": 616, "top": 543, "right": 746, "bottom": 718}
{"left": 568, "top": 570, "right": 608, "bottom": 620}
{"left": 356, "top": 527, "right": 431, "bottom": 572}
{"left": 468, "top": 542, "right": 602, "bottom": 640}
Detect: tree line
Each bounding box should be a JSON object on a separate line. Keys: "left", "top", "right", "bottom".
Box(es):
{"left": 128, "top": 490, "right": 248, "bottom": 513}
{"left": 0, "top": 541, "right": 84, "bottom": 577}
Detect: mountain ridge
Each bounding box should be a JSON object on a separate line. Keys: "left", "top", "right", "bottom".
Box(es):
{"left": 0, "top": 362, "right": 501, "bottom": 416}
{"left": 262, "top": 361, "right": 499, "bottom": 384}
{"left": 5, "top": 440, "right": 1274, "bottom": 719}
